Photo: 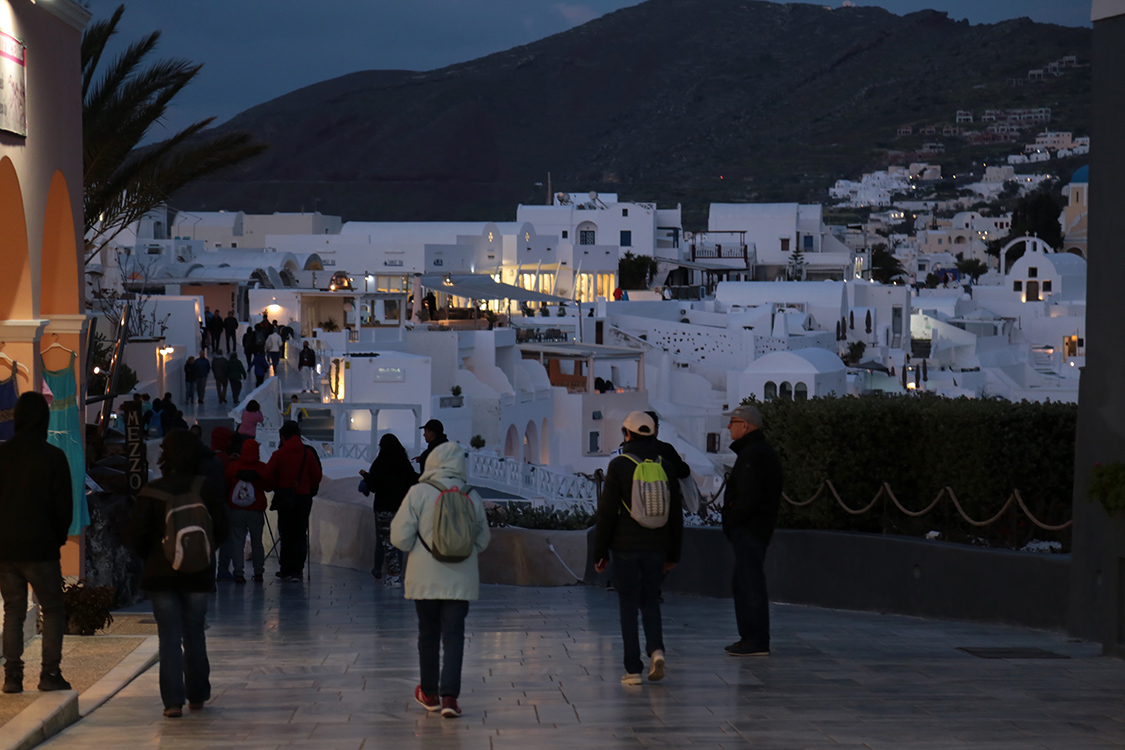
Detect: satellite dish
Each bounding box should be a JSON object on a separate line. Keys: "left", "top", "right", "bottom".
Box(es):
{"left": 588, "top": 191, "right": 598, "bottom": 201}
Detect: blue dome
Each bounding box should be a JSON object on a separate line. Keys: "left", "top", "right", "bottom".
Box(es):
{"left": 1071, "top": 165, "right": 1089, "bottom": 184}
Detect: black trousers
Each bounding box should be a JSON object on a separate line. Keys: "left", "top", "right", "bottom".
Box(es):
{"left": 277, "top": 494, "right": 313, "bottom": 577}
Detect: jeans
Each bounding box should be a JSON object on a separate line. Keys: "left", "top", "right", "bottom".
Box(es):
{"left": 268, "top": 352, "right": 280, "bottom": 372}
{"left": 0, "top": 561, "right": 65, "bottom": 673}
{"left": 228, "top": 508, "right": 265, "bottom": 578}
{"left": 372, "top": 511, "right": 403, "bottom": 577}
{"left": 277, "top": 494, "right": 312, "bottom": 577}
{"left": 610, "top": 549, "right": 665, "bottom": 675}
{"left": 415, "top": 599, "right": 469, "bottom": 698}
{"left": 729, "top": 528, "right": 770, "bottom": 650}
{"left": 195, "top": 376, "right": 208, "bottom": 403}
{"left": 149, "top": 590, "right": 210, "bottom": 709}
{"left": 230, "top": 379, "right": 243, "bottom": 404}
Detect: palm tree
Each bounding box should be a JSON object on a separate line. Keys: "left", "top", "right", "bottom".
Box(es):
{"left": 83, "top": 5, "right": 266, "bottom": 264}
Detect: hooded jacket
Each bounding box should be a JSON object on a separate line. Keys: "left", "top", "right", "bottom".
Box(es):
{"left": 263, "top": 435, "right": 322, "bottom": 495}
{"left": 390, "top": 442, "right": 490, "bottom": 601}
{"left": 0, "top": 394, "right": 73, "bottom": 561}
{"left": 367, "top": 434, "right": 418, "bottom": 513}
{"left": 225, "top": 439, "right": 271, "bottom": 511}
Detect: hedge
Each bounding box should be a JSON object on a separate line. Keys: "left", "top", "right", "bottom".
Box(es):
{"left": 753, "top": 394, "right": 1077, "bottom": 550}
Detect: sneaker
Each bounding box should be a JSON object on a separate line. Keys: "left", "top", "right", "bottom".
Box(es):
{"left": 252, "top": 574, "right": 264, "bottom": 583}
{"left": 2, "top": 668, "right": 22, "bottom": 694}
{"left": 281, "top": 575, "right": 302, "bottom": 583}
{"left": 725, "top": 641, "right": 769, "bottom": 657}
{"left": 234, "top": 576, "right": 247, "bottom": 584}
{"left": 188, "top": 701, "right": 205, "bottom": 710}
{"left": 414, "top": 685, "right": 440, "bottom": 712}
{"left": 620, "top": 673, "right": 642, "bottom": 686}
{"left": 38, "top": 671, "right": 71, "bottom": 691}
{"left": 163, "top": 706, "right": 183, "bottom": 718}
{"left": 440, "top": 696, "right": 462, "bottom": 718}
{"left": 648, "top": 650, "right": 665, "bottom": 682}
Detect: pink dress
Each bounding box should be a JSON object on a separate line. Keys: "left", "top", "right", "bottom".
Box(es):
{"left": 238, "top": 409, "right": 265, "bottom": 437}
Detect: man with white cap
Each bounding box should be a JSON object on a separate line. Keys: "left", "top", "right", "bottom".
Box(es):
{"left": 721, "top": 404, "right": 783, "bottom": 657}
{"left": 594, "top": 411, "right": 683, "bottom": 685}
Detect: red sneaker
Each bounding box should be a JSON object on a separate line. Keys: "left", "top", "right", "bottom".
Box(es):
{"left": 414, "top": 685, "right": 440, "bottom": 712}
{"left": 440, "top": 696, "right": 462, "bottom": 718}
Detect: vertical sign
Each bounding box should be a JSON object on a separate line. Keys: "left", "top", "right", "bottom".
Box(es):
{"left": 122, "top": 402, "right": 148, "bottom": 498}
{"left": 0, "top": 30, "right": 26, "bottom": 137}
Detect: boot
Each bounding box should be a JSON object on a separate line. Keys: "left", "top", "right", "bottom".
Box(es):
{"left": 37, "top": 669, "right": 71, "bottom": 691}
{"left": 2, "top": 665, "right": 23, "bottom": 694}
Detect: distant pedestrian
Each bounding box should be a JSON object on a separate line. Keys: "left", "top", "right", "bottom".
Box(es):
{"left": 242, "top": 327, "right": 257, "bottom": 368}
{"left": 193, "top": 352, "right": 211, "bottom": 405}
{"left": 0, "top": 393, "right": 74, "bottom": 694}
{"left": 282, "top": 394, "right": 309, "bottom": 423}
{"left": 251, "top": 351, "right": 269, "bottom": 387}
{"left": 264, "top": 330, "right": 282, "bottom": 373}
{"left": 227, "top": 355, "right": 246, "bottom": 405}
{"left": 720, "top": 405, "right": 783, "bottom": 658}
{"left": 263, "top": 421, "right": 322, "bottom": 582}
{"left": 594, "top": 411, "right": 682, "bottom": 686}
{"left": 184, "top": 356, "right": 196, "bottom": 399}
{"left": 224, "top": 438, "right": 271, "bottom": 584}
{"left": 360, "top": 433, "right": 417, "bottom": 583}
{"left": 206, "top": 309, "right": 223, "bottom": 352}
{"left": 391, "top": 442, "right": 490, "bottom": 719}
{"left": 298, "top": 341, "right": 317, "bottom": 392}
{"left": 238, "top": 400, "right": 265, "bottom": 439}
{"left": 212, "top": 354, "right": 230, "bottom": 405}
{"left": 127, "top": 429, "right": 227, "bottom": 718}
{"left": 223, "top": 311, "right": 239, "bottom": 354}
{"left": 277, "top": 321, "right": 293, "bottom": 358}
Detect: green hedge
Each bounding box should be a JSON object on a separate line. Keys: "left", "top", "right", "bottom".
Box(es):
{"left": 754, "top": 395, "right": 1076, "bottom": 550}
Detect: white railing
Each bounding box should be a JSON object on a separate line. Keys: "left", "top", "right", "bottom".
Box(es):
{"left": 466, "top": 453, "right": 598, "bottom": 506}
{"left": 308, "top": 440, "right": 373, "bottom": 464}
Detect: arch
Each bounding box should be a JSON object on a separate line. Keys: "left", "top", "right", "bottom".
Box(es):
{"left": 999, "top": 235, "right": 1053, "bottom": 275}
{"left": 523, "top": 420, "right": 539, "bottom": 464}
{"left": 504, "top": 424, "right": 520, "bottom": 458}
{"left": 764, "top": 381, "right": 777, "bottom": 401}
{"left": 794, "top": 382, "right": 808, "bottom": 401}
{"left": 779, "top": 381, "right": 793, "bottom": 400}
{"left": 1066, "top": 246, "right": 1086, "bottom": 258}
{"left": 576, "top": 220, "right": 598, "bottom": 246}
{"left": 540, "top": 418, "right": 550, "bottom": 464}
{"left": 954, "top": 236, "right": 967, "bottom": 245}
{"left": 41, "top": 172, "right": 80, "bottom": 316}
{"left": 0, "top": 157, "right": 32, "bottom": 321}
{"left": 279, "top": 268, "right": 297, "bottom": 287}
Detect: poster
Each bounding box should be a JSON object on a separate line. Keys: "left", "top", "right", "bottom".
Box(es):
{"left": 0, "top": 30, "right": 26, "bottom": 137}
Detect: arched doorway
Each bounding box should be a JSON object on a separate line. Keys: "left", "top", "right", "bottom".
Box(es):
{"left": 523, "top": 420, "right": 539, "bottom": 464}
{"left": 0, "top": 157, "right": 31, "bottom": 322}
{"left": 504, "top": 424, "right": 520, "bottom": 458}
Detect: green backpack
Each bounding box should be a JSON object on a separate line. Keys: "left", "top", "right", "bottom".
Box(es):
{"left": 621, "top": 454, "right": 671, "bottom": 528}
{"left": 418, "top": 480, "right": 478, "bottom": 562}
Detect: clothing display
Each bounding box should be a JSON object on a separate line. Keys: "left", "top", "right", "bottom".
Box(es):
{"left": 43, "top": 352, "right": 89, "bottom": 535}
{"left": 0, "top": 362, "right": 19, "bottom": 442}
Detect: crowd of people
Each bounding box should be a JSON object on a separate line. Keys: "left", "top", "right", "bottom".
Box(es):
{"left": 191, "top": 310, "right": 297, "bottom": 406}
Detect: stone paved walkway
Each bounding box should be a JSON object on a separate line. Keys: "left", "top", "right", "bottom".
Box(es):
{"left": 38, "top": 563, "right": 1125, "bottom": 750}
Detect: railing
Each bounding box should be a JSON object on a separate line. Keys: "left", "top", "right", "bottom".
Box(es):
{"left": 466, "top": 453, "right": 598, "bottom": 506}
{"left": 309, "top": 441, "right": 373, "bottom": 464}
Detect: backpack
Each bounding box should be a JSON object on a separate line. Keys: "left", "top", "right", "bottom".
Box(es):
{"left": 621, "top": 454, "right": 671, "bottom": 528}
{"left": 417, "top": 480, "right": 477, "bottom": 563}
{"left": 231, "top": 478, "right": 256, "bottom": 508}
{"left": 142, "top": 476, "right": 215, "bottom": 573}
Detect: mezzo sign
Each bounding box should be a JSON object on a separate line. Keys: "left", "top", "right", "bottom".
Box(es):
{"left": 123, "top": 402, "right": 148, "bottom": 496}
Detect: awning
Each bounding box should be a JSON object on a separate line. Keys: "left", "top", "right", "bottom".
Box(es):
{"left": 419, "top": 274, "right": 571, "bottom": 303}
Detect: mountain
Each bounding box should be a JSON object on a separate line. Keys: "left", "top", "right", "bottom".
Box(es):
{"left": 172, "top": 0, "right": 1091, "bottom": 228}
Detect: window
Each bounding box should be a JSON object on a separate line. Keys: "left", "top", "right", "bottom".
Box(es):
{"left": 620, "top": 230, "right": 632, "bottom": 247}
{"left": 1028, "top": 267, "right": 1038, "bottom": 278}
{"left": 794, "top": 382, "right": 808, "bottom": 401}
{"left": 622, "top": 208, "right": 629, "bottom": 217}
{"left": 1013, "top": 281, "right": 1023, "bottom": 292}
{"left": 764, "top": 381, "right": 777, "bottom": 400}
{"left": 580, "top": 230, "right": 595, "bottom": 245}
{"left": 779, "top": 382, "right": 793, "bottom": 400}
{"left": 706, "top": 433, "right": 721, "bottom": 453}
{"left": 803, "top": 235, "right": 814, "bottom": 250}
{"left": 1043, "top": 280, "right": 1053, "bottom": 293}
{"left": 588, "top": 431, "right": 600, "bottom": 453}
{"left": 780, "top": 238, "right": 790, "bottom": 253}
{"left": 562, "top": 230, "right": 568, "bottom": 239}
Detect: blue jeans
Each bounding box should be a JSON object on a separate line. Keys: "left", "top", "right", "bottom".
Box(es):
{"left": 0, "top": 561, "right": 65, "bottom": 673}
{"left": 150, "top": 591, "right": 210, "bottom": 709}
{"left": 729, "top": 528, "right": 770, "bottom": 650}
{"left": 610, "top": 549, "right": 665, "bottom": 675}
{"left": 228, "top": 509, "right": 265, "bottom": 578}
{"left": 415, "top": 599, "right": 469, "bottom": 698}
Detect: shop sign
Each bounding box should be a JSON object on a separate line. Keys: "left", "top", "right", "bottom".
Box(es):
{"left": 0, "top": 30, "right": 26, "bottom": 137}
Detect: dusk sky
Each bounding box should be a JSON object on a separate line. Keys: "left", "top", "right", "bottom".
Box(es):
{"left": 84, "top": 0, "right": 1093, "bottom": 137}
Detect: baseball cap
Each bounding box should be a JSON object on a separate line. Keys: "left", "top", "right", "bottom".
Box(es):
{"left": 723, "top": 405, "right": 762, "bottom": 427}
{"left": 622, "top": 411, "right": 655, "bottom": 436}
{"left": 421, "top": 419, "right": 444, "bottom": 432}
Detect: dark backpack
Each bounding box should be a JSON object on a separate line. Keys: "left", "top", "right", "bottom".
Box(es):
{"left": 141, "top": 476, "right": 215, "bottom": 573}
{"left": 417, "top": 480, "right": 477, "bottom": 563}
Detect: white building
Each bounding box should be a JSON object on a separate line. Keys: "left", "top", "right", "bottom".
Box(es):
{"left": 708, "top": 203, "right": 854, "bottom": 281}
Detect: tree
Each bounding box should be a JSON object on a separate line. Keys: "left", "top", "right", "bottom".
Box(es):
{"left": 786, "top": 247, "right": 806, "bottom": 281}
{"left": 986, "top": 183, "right": 1063, "bottom": 268}
{"left": 83, "top": 5, "right": 267, "bottom": 264}
{"left": 618, "top": 251, "right": 658, "bottom": 289}
{"left": 955, "top": 258, "right": 988, "bottom": 282}
{"left": 870, "top": 245, "right": 906, "bottom": 285}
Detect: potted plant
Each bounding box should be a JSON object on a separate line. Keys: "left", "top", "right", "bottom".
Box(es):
{"left": 1089, "top": 462, "right": 1125, "bottom": 514}
{"left": 445, "top": 385, "right": 464, "bottom": 408}
{"left": 470, "top": 434, "right": 486, "bottom": 449}
{"left": 60, "top": 582, "right": 116, "bottom": 635}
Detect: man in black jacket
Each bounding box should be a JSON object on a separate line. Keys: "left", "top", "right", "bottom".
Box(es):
{"left": 594, "top": 411, "right": 683, "bottom": 685}
{"left": 414, "top": 419, "right": 448, "bottom": 470}
{"left": 720, "top": 404, "right": 783, "bottom": 657}
{"left": 0, "top": 393, "right": 74, "bottom": 693}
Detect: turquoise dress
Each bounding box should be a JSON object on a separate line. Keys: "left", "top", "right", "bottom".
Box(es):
{"left": 43, "top": 352, "right": 89, "bottom": 535}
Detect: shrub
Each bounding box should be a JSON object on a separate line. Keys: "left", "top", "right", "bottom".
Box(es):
{"left": 60, "top": 582, "right": 116, "bottom": 635}
{"left": 487, "top": 503, "right": 595, "bottom": 530}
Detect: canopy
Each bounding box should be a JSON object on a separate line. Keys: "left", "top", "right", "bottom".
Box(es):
{"left": 419, "top": 274, "right": 570, "bottom": 303}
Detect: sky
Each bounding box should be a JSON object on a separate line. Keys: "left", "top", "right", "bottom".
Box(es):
{"left": 84, "top": 0, "right": 1093, "bottom": 138}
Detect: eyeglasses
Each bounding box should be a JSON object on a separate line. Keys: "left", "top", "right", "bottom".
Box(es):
{"left": 728, "top": 419, "right": 747, "bottom": 427}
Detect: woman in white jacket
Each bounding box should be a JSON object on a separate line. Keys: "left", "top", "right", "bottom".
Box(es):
{"left": 391, "top": 441, "right": 490, "bottom": 718}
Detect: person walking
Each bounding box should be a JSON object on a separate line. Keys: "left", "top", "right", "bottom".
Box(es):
{"left": 263, "top": 421, "right": 322, "bottom": 582}
{"left": 297, "top": 341, "right": 317, "bottom": 393}
{"left": 206, "top": 309, "right": 223, "bottom": 353}
{"left": 193, "top": 352, "right": 211, "bottom": 405}
{"left": 242, "top": 327, "right": 257, "bottom": 368}
{"left": 264, "top": 329, "right": 282, "bottom": 374}
{"left": 0, "top": 393, "right": 74, "bottom": 693}
{"left": 212, "top": 353, "right": 230, "bottom": 405}
{"left": 224, "top": 438, "right": 271, "bottom": 584}
{"left": 720, "top": 405, "right": 783, "bottom": 657}
{"left": 414, "top": 419, "right": 448, "bottom": 469}
{"left": 126, "top": 429, "right": 228, "bottom": 718}
{"left": 593, "top": 411, "right": 683, "bottom": 686}
{"left": 223, "top": 311, "right": 239, "bottom": 354}
{"left": 360, "top": 433, "right": 417, "bottom": 583}
{"left": 391, "top": 442, "right": 490, "bottom": 719}
{"left": 251, "top": 351, "right": 270, "bottom": 387}
{"left": 227, "top": 354, "right": 246, "bottom": 405}
{"left": 184, "top": 356, "right": 196, "bottom": 401}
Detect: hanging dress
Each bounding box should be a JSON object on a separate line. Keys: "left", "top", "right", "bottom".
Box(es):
{"left": 0, "top": 361, "right": 19, "bottom": 442}
{"left": 43, "top": 352, "right": 89, "bottom": 535}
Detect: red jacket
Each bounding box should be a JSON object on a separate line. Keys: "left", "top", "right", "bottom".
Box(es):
{"left": 225, "top": 439, "right": 271, "bottom": 511}
{"left": 263, "top": 435, "right": 322, "bottom": 496}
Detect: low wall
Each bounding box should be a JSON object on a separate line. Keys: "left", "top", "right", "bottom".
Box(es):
{"left": 587, "top": 527, "right": 1071, "bottom": 631}
{"left": 478, "top": 528, "right": 586, "bottom": 586}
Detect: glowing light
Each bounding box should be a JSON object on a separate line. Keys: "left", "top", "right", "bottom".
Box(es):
{"left": 93, "top": 366, "right": 101, "bottom": 375}
{"left": 267, "top": 304, "right": 281, "bottom": 314}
